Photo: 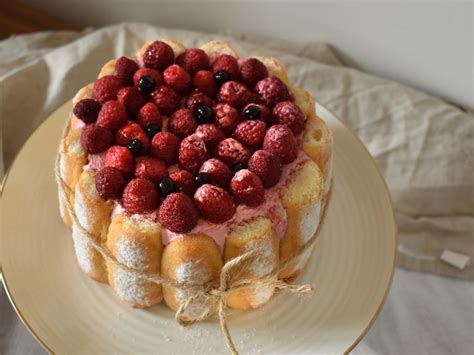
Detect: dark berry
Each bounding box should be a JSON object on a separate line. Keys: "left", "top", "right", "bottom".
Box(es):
{"left": 127, "top": 139, "right": 143, "bottom": 155}
{"left": 194, "top": 106, "right": 214, "bottom": 124}
{"left": 243, "top": 105, "right": 261, "bottom": 120}
{"left": 145, "top": 124, "right": 161, "bottom": 139}
{"left": 73, "top": 99, "right": 101, "bottom": 123}
{"left": 214, "top": 70, "right": 230, "bottom": 85}
{"left": 158, "top": 176, "right": 175, "bottom": 199}
{"left": 138, "top": 75, "right": 155, "bottom": 94}
{"left": 195, "top": 172, "right": 211, "bottom": 188}
{"left": 231, "top": 162, "right": 246, "bottom": 175}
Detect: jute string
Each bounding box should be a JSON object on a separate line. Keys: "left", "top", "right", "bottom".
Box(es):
{"left": 55, "top": 119, "right": 331, "bottom": 355}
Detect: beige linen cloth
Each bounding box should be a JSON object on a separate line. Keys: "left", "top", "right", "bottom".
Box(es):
{"left": 1, "top": 23, "right": 473, "bottom": 280}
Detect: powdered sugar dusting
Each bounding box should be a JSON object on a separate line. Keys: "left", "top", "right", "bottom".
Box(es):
{"left": 72, "top": 222, "right": 95, "bottom": 274}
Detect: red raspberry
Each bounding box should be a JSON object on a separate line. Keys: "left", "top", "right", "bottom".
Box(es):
{"left": 80, "top": 124, "right": 113, "bottom": 154}
{"left": 262, "top": 124, "right": 298, "bottom": 164}
{"left": 218, "top": 81, "right": 253, "bottom": 109}
{"left": 134, "top": 157, "right": 168, "bottom": 183}
{"left": 248, "top": 149, "right": 282, "bottom": 188}
{"left": 150, "top": 132, "right": 181, "bottom": 164}
{"left": 115, "top": 123, "right": 150, "bottom": 154}
{"left": 159, "top": 193, "right": 198, "bottom": 233}
{"left": 122, "top": 178, "right": 158, "bottom": 214}
{"left": 93, "top": 75, "right": 124, "bottom": 103}
{"left": 150, "top": 85, "right": 181, "bottom": 116}
{"left": 73, "top": 99, "right": 101, "bottom": 124}
{"left": 199, "top": 158, "right": 232, "bottom": 188}
{"left": 117, "top": 87, "right": 146, "bottom": 118}
{"left": 137, "top": 102, "right": 162, "bottom": 128}
{"left": 103, "top": 146, "right": 135, "bottom": 177}
{"left": 195, "top": 124, "right": 225, "bottom": 150}
{"left": 193, "top": 70, "right": 218, "bottom": 97}
{"left": 194, "top": 184, "right": 236, "bottom": 223}
{"left": 215, "top": 138, "right": 251, "bottom": 165}
{"left": 168, "top": 109, "right": 198, "bottom": 139}
{"left": 95, "top": 167, "right": 126, "bottom": 200}
{"left": 212, "top": 54, "right": 239, "bottom": 80}
{"left": 178, "top": 135, "right": 208, "bottom": 174}
{"left": 96, "top": 101, "right": 128, "bottom": 131}
{"left": 114, "top": 56, "right": 139, "bottom": 86}
{"left": 213, "top": 103, "right": 241, "bottom": 133}
{"left": 143, "top": 41, "right": 175, "bottom": 71}
{"left": 163, "top": 64, "right": 191, "bottom": 94}
{"left": 169, "top": 169, "right": 195, "bottom": 196}
{"left": 133, "top": 68, "right": 163, "bottom": 87}
{"left": 185, "top": 89, "right": 214, "bottom": 112}
{"left": 240, "top": 58, "right": 268, "bottom": 86}
{"left": 272, "top": 101, "right": 305, "bottom": 134}
{"left": 230, "top": 169, "right": 264, "bottom": 207}
{"left": 241, "top": 103, "right": 274, "bottom": 125}
{"left": 176, "top": 48, "right": 210, "bottom": 74}
{"left": 233, "top": 120, "right": 267, "bottom": 149}
{"left": 255, "top": 76, "right": 291, "bottom": 108}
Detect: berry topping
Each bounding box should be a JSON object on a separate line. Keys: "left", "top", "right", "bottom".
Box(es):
{"left": 230, "top": 162, "right": 246, "bottom": 175}
{"left": 115, "top": 122, "right": 150, "bottom": 154}
{"left": 170, "top": 169, "right": 195, "bottom": 196}
{"left": 145, "top": 124, "right": 161, "bottom": 139}
{"left": 169, "top": 108, "right": 198, "bottom": 139}
{"left": 117, "top": 87, "right": 146, "bottom": 118}
{"left": 137, "top": 76, "right": 156, "bottom": 94}
{"left": 134, "top": 157, "right": 168, "bottom": 183}
{"left": 212, "top": 55, "right": 239, "bottom": 80}
{"left": 150, "top": 85, "right": 181, "bottom": 116}
{"left": 214, "top": 70, "right": 230, "bottom": 85}
{"left": 158, "top": 176, "right": 176, "bottom": 199}
{"left": 215, "top": 138, "right": 251, "bottom": 165}
{"left": 133, "top": 68, "right": 163, "bottom": 88}
{"left": 240, "top": 58, "right": 268, "bottom": 86}
{"left": 199, "top": 158, "right": 232, "bottom": 188}
{"left": 127, "top": 139, "right": 144, "bottom": 156}
{"left": 122, "top": 178, "right": 158, "bottom": 214}
{"left": 194, "top": 184, "right": 236, "bottom": 223}
{"left": 96, "top": 100, "right": 128, "bottom": 131}
{"left": 242, "top": 104, "right": 261, "bottom": 120}
{"left": 95, "top": 167, "right": 126, "bottom": 200}
{"left": 242, "top": 103, "right": 273, "bottom": 125}
{"left": 178, "top": 134, "right": 208, "bottom": 174}
{"left": 272, "top": 101, "right": 305, "bottom": 134}
{"left": 193, "top": 106, "right": 214, "bottom": 124}
{"left": 193, "top": 70, "right": 218, "bottom": 97}
{"left": 248, "top": 150, "right": 282, "bottom": 188}
{"left": 73, "top": 99, "right": 101, "bottom": 124}
{"left": 185, "top": 89, "right": 214, "bottom": 112}
{"left": 114, "top": 56, "right": 139, "bottom": 86}
{"left": 262, "top": 124, "right": 298, "bottom": 164}
{"left": 176, "top": 48, "right": 210, "bottom": 74}
{"left": 137, "top": 102, "right": 162, "bottom": 129}
{"left": 143, "top": 40, "right": 175, "bottom": 71}
{"left": 255, "top": 76, "right": 291, "bottom": 108}
{"left": 150, "top": 132, "right": 181, "bottom": 164}
{"left": 103, "top": 146, "right": 135, "bottom": 177}
{"left": 93, "top": 75, "right": 124, "bottom": 103}
{"left": 163, "top": 64, "right": 192, "bottom": 94}
{"left": 80, "top": 125, "right": 113, "bottom": 154}
{"left": 218, "top": 81, "right": 253, "bottom": 109}
{"left": 194, "top": 172, "right": 211, "bottom": 188}
{"left": 213, "top": 103, "right": 241, "bottom": 133}
{"left": 233, "top": 120, "right": 267, "bottom": 148}
{"left": 230, "top": 169, "right": 264, "bottom": 207}
{"left": 159, "top": 193, "right": 198, "bottom": 233}
{"left": 195, "top": 124, "right": 225, "bottom": 150}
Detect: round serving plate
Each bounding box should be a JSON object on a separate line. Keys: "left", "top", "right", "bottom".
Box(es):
{"left": 1, "top": 101, "right": 396, "bottom": 354}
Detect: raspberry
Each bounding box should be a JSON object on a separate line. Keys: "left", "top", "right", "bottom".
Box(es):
{"left": 215, "top": 138, "right": 251, "bottom": 165}
{"left": 103, "top": 146, "right": 135, "bottom": 177}
{"left": 255, "top": 76, "right": 291, "bottom": 108}
{"left": 150, "top": 85, "right": 181, "bottom": 116}
{"left": 262, "top": 124, "right": 298, "bottom": 164}
{"left": 240, "top": 58, "right": 268, "bottom": 86}
{"left": 169, "top": 169, "right": 195, "bottom": 196}
{"left": 229, "top": 169, "right": 264, "bottom": 207}
{"left": 178, "top": 134, "right": 208, "bottom": 174}
{"left": 193, "top": 70, "right": 218, "bottom": 97}
{"left": 122, "top": 178, "right": 158, "bottom": 214}
{"left": 195, "top": 124, "right": 225, "bottom": 150}
{"left": 159, "top": 193, "right": 198, "bottom": 233}
{"left": 213, "top": 103, "right": 241, "bottom": 133}
{"left": 194, "top": 184, "right": 236, "bottom": 223}
{"left": 212, "top": 54, "right": 239, "bottom": 80}
{"left": 93, "top": 75, "right": 124, "bottom": 103}
{"left": 185, "top": 89, "right": 214, "bottom": 112}
{"left": 115, "top": 123, "right": 150, "bottom": 154}
{"left": 73, "top": 99, "right": 101, "bottom": 124}
{"left": 133, "top": 68, "right": 163, "bottom": 87}
{"left": 150, "top": 132, "right": 181, "bottom": 164}
{"left": 176, "top": 48, "right": 210, "bottom": 74}
{"left": 233, "top": 120, "right": 267, "bottom": 149}
{"left": 95, "top": 167, "right": 126, "bottom": 200}
{"left": 218, "top": 81, "right": 253, "bottom": 109}
{"left": 241, "top": 103, "right": 273, "bottom": 125}
{"left": 116, "top": 87, "right": 146, "bottom": 118}
{"left": 272, "top": 101, "right": 305, "bottom": 134}
{"left": 96, "top": 101, "right": 128, "bottom": 131}
{"left": 137, "top": 102, "right": 162, "bottom": 129}
{"left": 248, "top": 149, "right": 282, "bottom": 188}
{"left": 199, "top": 158, "right": 232, "bottom": 188}
{"left": 168, "top": 108, "right": 198, "bottom": 139}
{"left": 143, "top": 41, "right": 175, "bottom": 71}
{"left": 114, "top": 56, "right": 139, "bottom": 86}
{"left": 134, "top": 157, "right": 168, "bottom": 183}
{"left": 163, "top": 64, "right": 192, "bottom": 94}
{"left": 80, "top": 124, "right": 113, "bottom": 154}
